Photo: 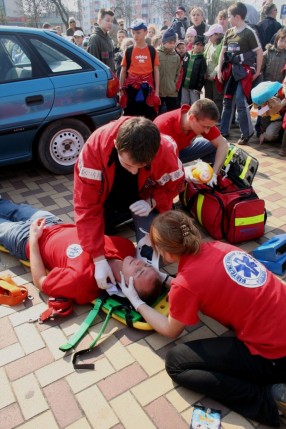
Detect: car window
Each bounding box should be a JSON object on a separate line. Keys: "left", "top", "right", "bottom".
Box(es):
{"left": 30, "top": 38, "right": 83, "bottom": 73}
{"left": 0, "top": 36, "right": 32, "bottom": 82}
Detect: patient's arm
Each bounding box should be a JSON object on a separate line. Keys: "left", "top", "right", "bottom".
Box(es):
{"left": 29, "top": 219, "right": 47, "bottom": 290}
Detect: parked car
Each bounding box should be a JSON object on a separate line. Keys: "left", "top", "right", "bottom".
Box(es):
{"left": 0, "top": 26, "right": 121, "bottom": 174}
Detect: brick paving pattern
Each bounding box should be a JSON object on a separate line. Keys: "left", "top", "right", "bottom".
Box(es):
{"left": 0, "top": 128, "right": 286, "bottom": 429}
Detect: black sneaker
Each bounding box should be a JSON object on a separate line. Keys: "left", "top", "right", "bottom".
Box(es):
{"left": 237, "top": 132, "right": 254, "bottom": 145}
{"left": 221, "top": 133, "right": 229, "bottom": 139}
{"left": 271, "top": 383, "right": 286, "bottom": 415}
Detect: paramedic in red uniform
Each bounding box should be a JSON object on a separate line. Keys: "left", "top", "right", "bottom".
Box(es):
{"left": 73, "top": 116, "right": 185, "bottom": 290}
{"left": 0, "top": 199, "right": 162, "bottom": 304}
{"left": 154, "top": 98, "right": 228, "bottom": 186}
{"left": 120, "top": 210, "right": 286, "bottom": 427}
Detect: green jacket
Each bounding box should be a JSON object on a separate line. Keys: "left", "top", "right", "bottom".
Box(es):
{"left": 157, "top": 46, "right": 181, "bottom": 97}
{"left": 204, "top": 41, "right": 223, "bottom": 79}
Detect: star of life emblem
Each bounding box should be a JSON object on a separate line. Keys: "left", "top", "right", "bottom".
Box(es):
{"left": 223, "top": 251, "right": 267, "bottom": 288}
{"left": 66, "top": 244, "right": 83, "bottom": 259}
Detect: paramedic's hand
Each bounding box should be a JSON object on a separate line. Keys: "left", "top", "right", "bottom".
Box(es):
{"left": 29, "top": 218, "right": 45, "bottom": 243}
{"left": 120, "top": 272, "right": 145, "bottom": 310}
{"left": 129, "top": 199, "right": 155, "bottom": 217}
{"left": 94, "top": 258, "right": 115, "bottom": 289}
{"left": 184, "top": 165, "right": 201, "bottom": 184}
{"left": 207, "top": 173, "right": 217, "bottom": 187}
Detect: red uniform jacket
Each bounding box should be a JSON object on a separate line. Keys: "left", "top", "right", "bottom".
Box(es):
{"left": 74, "top": 116, "right": 185, "bottom": 258}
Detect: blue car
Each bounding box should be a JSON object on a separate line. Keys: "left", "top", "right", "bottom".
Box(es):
{"left": 0, "top": 26, "right": 122, "bottom": 174}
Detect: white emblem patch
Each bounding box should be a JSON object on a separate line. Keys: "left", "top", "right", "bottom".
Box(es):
{"left": 223, "top": 251, "right": 267, "bottom": 288}
{"left": 66, "top": 244, "right": 83, "bottom": 259}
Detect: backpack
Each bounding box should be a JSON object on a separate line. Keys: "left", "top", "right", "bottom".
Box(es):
{"left": 125, "top": 45, "right": 156, "bottom": 75}
{"left": 180, "top": 175, "right": 266, "bottom": 244}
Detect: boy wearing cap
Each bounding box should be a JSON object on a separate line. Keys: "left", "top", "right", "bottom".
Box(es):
{"left": 181, "top": 35, "right": 207, "bottom": 105}
{"left": 74, "top": 30, "right": 85, "bottom": 48}
{"left": 204, "top": 24, "right": 225, "bottom": 115}
{"left": 119, "top": 19, "right": 160, "bottom": 120}
{"left": 170, "top": 6, "right": 189, "bottom": 40}
{"left": 157, "top": 28, "right": 181, "bottom": 113}
{"left": 88, "top": 8, "right": 115, "bottom": 71}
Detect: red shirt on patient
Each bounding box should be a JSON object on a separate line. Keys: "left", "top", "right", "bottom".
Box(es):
{"left": 26, "top": 224, "right": 135, "bottom": 304}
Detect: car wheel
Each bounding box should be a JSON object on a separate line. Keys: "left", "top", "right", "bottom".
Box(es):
{"left": 38, "top": 119, "right": 91, "bottom": 174}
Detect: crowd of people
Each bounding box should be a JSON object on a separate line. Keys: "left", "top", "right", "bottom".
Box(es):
{"left": 2, "top": 2, "right": 286, "bottom": 427}
{"left": 75, "top": 1, "right": 285, "bottom": 156}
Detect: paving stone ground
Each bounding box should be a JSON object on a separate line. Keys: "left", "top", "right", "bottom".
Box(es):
{"left": 0, "top": 126, "right": 286, "bottom": 429}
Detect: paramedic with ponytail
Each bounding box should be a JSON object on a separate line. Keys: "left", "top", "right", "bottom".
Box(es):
{"left": 120, "top": 210, "right": 286, "bottom": 427}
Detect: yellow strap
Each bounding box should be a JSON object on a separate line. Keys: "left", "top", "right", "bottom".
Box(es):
{"left": 0, "top": 279, "right": 19, "bottom": 293}
{"left": 235, "top": 214, "right": 264, "bottom": 226}
{"left": 239, "top": 156, "right": 251, "bottom": 179}
{"left": 196, "top": 194, "right": 204, "bottom": 225}
{"left": 224, "top": 146, "right": 236, "bottom": 167}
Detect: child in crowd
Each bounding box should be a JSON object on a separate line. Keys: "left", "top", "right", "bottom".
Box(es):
{"left": 157, "top": 28, "right": 181, "bottom": 113}
{"left": 189, "top": 7, "right": 209, "bottom": 38}
{"left": 217, "top": 2, "right": 263, "bottom": 145}
{"left": 256, "top": 28, "right": 286, "bottom": 140}
{"left": 119, "top": 19, "right": 160, "bottom": 120}
{"left": 262, "top": 28, "right": 286, "bottom": 83}
{"left": 147, "top": 24, "right": 157, "bottom": 40}
{"left": 216, "top": 9, "right": 229, "bottom": 33}
{"left": 204, "top": 24, "right": 224, "bottom": 116}
{"left": 185, "top": 27, "right": 197, "bottom": 51}
{"left": 114, "top": 29, "right": 126, "bottom": 54}
{"left": 170, "top": 6, "right": 189, "bottom": 40}
{"left": 88, "top": 8, "right": 115, "bottom": 71}
{"left": 120, "top": 209, "right": 286, "bottom": 428}
{"left": 151, "top": 35, "right": 162, "bottom": 49}
{"left": 114, "top": 37, "right": 134, "bottom": 78}
{"left": 181, "top": 35, "right": 207, "bottom": 105}
{"left": 175, "top": 40, "right": 187, "bottom": 106}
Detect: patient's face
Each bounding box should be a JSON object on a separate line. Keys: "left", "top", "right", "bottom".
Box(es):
{"left": 122, "top": 256, "right": 158, "bottom": 294}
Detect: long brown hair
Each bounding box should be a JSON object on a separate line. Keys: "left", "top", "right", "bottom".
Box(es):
{"left": 150, "top": 211, "right": 201, "bottom": 256}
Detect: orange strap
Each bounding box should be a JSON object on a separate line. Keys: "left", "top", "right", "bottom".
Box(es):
{"left": 0, "top": 276, "right": 28, "bottom": 306}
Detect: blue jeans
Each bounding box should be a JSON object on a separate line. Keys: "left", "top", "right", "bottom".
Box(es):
{"left": 179, "top": 137, "right": 216, "bottom": 164}
{"left": 0, "top": 200, "right": 62, "bottom": 260}
{"left": 220, "top": 81, "right": 253, "bottom": 138}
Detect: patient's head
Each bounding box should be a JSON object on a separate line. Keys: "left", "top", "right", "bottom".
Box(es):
{"left": 122, "top": 256, "right": 162, "bottom": 303}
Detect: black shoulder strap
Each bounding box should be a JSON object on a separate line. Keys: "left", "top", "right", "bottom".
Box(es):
{"left": 147, "top": 44, "right": 156, "bottom": 69}
{"left": 126, "top": 46, "right": 134, "bottom": 72}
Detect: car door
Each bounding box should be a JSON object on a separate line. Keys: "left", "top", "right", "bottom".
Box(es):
{"left": 28, "top": 35, "right": 116, "bottom": 121}
{"left": 0, "top": 33, "right": 54, "bottom": 164}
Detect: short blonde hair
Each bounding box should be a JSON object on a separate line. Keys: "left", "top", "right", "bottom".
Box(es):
{"left": 190, "top": 7, "right": 204, "bottom": 17}
{"left": 150, "top": 211, "right": 201, "bottom": 256}
{"left": 147, "top": 24, "right": 157, "bottom": 34}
